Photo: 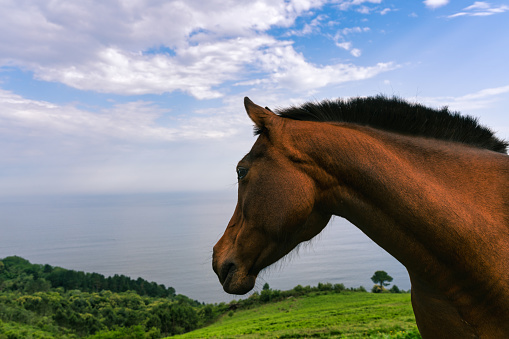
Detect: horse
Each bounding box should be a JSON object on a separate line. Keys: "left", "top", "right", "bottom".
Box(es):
{"left": 212, "top": 96, "right": 509, "bottom": 338}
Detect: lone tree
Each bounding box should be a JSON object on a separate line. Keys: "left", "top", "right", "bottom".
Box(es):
{"left": 371, "top": 270, "right": 393, "bottom": 288}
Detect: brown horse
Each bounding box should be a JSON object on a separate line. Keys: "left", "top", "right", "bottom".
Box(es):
{"left": 212, "top": 96, "right": 509, "bottom": 338}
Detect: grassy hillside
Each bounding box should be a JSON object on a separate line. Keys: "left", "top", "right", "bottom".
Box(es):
{"left": 173, "top": 292, "right": 421, "bottom": 339}
{"left": 0, "top": 256, "right": 420, "bottom": 338}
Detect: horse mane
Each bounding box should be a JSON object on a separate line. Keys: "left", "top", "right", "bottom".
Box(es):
{"left": 273, "top": 96, "right": 508, "bottom": 154}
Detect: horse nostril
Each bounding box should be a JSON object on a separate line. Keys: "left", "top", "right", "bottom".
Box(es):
{"left": 219, "top": 261, "right": 236, "bottom": 284}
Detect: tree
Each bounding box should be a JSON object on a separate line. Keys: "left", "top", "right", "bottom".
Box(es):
{"left": 260, "top": 283, "right": 272, "bottom": 302}
{"left": 371, "top": 271, "right": 393, "bottom": 288}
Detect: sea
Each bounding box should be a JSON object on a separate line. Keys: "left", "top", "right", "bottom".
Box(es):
{"left": 0, "top": 191, "right": 410, "bottom": 304}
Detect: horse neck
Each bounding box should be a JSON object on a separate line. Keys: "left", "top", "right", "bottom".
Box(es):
{"left": 296, "top": 122, "right": 509, "bottom": 291}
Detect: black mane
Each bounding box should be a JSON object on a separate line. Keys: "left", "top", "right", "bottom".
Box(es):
{"left": 275, "top": 96, "right": 508, "bottom": 154}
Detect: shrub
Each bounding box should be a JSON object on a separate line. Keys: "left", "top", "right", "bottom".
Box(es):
{"left": 390, "top": 285, "right": 401, "bottom": 293}
{"left": 371, "top": 285, "right": 389, "bottom": 293}
{"left": 333, "top": 283, "right": 346, "bottom": 292}
{"left": 317, "top": 282, "right": 333, "bottom": 291}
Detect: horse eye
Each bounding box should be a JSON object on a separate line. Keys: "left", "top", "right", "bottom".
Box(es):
{"left": 237, "top": 167, "right": 248, "bottom": 180}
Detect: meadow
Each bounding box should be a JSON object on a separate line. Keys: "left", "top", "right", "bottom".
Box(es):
{"left": 173, "top": 292, "right": 421, "bottom": 339}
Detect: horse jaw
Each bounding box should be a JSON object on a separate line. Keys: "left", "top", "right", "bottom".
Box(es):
{"left": 213, "top": 202, "right": 332, "bottom": 295}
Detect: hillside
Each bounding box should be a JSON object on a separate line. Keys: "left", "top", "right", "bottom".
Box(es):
{"left": 0, "top": 256, "right": 206, "bottom": 338}
{"left": 0, "top": 256, "right": 420, "bottom": 338}
{"left": 172, "top": 292, "right": 421, "bottom": 339}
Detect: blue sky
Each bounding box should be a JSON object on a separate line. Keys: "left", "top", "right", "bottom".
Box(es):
{"left": 0, "top": 0, "right": 508, "bottom": 196}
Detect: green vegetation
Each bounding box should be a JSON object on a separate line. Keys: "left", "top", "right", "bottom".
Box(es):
{"left": 371, "top": 271, "right": 393, "bottom": 289}
{"left": 0, "top": 256, "right": 420, "bottom": 338}
{"left": 173, "top": 291, "right": 420, "bottom": 338}
{"left": 371, "top": 270, "right": 397, "bottom": 294}
{"left": 0, "top": 256, "right": 175, "bottom": 298}
{"left": 0, "top": 256, "right": 206, "bottom": 338}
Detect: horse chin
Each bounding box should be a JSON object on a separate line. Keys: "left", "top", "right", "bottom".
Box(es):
{"left": 222, "top": 270, "right": 256, "bottom": 295}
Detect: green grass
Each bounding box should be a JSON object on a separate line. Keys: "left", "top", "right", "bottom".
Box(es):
{"left": 172, "top": 292, "right": 421, "bottom": 338}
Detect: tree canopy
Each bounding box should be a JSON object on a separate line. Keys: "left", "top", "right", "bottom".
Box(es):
{"left": 371, "top": 270, "right": 393, "bottom": 288}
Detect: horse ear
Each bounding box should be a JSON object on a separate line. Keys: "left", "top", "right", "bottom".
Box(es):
{"left": 244, "top": 97, "right": 276, "bottom": 129}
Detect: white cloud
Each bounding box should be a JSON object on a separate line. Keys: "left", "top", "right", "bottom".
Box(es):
{"left": 350, "top": 48, "right": 362, "bottom": 57}
{"left": 448, "top": 2, "right": 509, "bottom": 18}
{"left": 423, "top": 0, "right": 449, "bottom": 9}
{"left": 286, "top": 14, "right": 328, "bottom": 36}
{"left": 337, "top": 0, "right": 382, "bottom": 11}
{"left": 0, "top": 0, "right": 396, "bottom": 100}
{"left": 337, "top": 42, "right": 353, "bottom": 50}
{"left": 338, "top": 26, "right": 371, "bottom": 36}
{"left": 0, "top": 0, "right": 321, "bottom": 61}
{"left": 33, "top": 36, "right": 274, "bottom": 100}
{"left": 0, "top": 89, "right": 243, "bottom": 143}
{"left": 335, "top": 42, "right": 362, "bottom": 57}
{"left": 416, "top": 85, "right": 509, "bottom": 112}
{"left": 259, "top": 45, "right": 396, "bottom": 90}
{"left": 0, "top": 87, "right": 257, "bottom": 195}
{"left": 332, "top": 26, "right": 370, "bottom": 57}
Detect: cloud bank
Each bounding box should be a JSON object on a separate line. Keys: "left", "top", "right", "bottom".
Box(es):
{"left": 0, "top": 0, "right": 395, "bottom": 100}
{"left": 1, "top": 0, "right": 506, "bottom": 195}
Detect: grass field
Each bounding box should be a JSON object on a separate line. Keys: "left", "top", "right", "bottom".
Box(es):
{"left": 172, "top": 292, "right": 421, "bottom": 338}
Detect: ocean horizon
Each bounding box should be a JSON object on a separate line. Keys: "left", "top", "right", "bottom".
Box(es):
{"left": 0, "top": 191, "right": 410, "bottom": 303}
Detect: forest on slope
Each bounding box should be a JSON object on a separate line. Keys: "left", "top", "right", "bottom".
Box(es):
{"left": 0, "top": 256, "right": 212, "bottom": 338}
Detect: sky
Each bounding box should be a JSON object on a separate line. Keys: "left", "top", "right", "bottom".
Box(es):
{"left": 0, "top": 0, "right": 508, "bottom": 196}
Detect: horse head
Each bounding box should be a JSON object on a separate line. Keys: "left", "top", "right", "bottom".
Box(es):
{"left": 212, "top": 98, "right": 332, "bottom": 294}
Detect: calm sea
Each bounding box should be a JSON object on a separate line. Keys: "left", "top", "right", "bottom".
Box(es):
{"left": 0, "top": 191, "right": 410, "bottom": 304}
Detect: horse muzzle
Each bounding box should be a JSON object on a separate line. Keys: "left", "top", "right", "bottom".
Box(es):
{"left": 212, "top": 250, "right": 256, "bottom": 295}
